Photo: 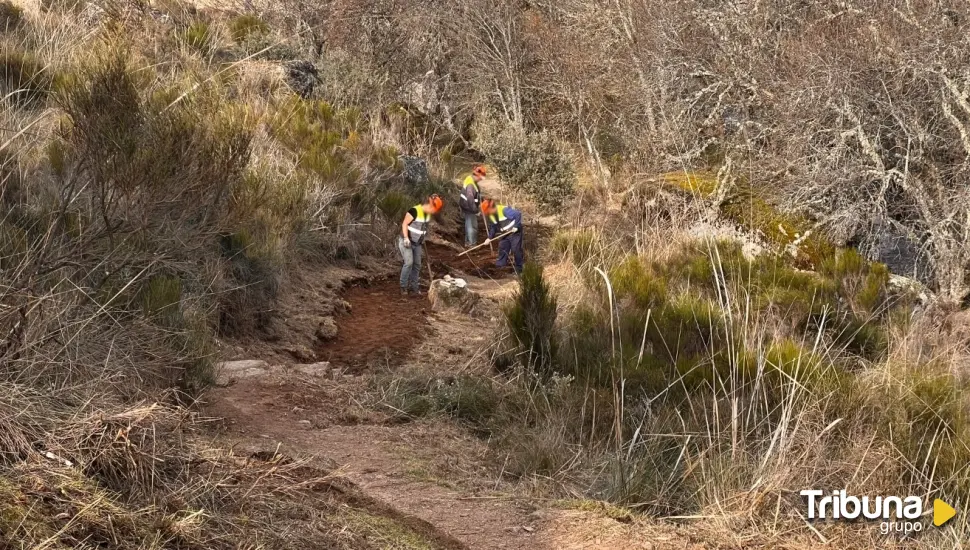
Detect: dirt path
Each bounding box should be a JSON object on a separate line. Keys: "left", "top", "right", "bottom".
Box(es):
{"left": 204, "top": 177, "right": 711, "bottom": 549}
{"left": 205, "top": 345, "right": 704, "bottom": 550}
{"left": 209, "top": 379, "right": 544, "bottom": 549}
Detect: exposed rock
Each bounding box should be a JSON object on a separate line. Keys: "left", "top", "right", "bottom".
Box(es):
{"left": 741, "top": 241, "right": 763, "bottom": 261}
{"left": 284, "top": 345, "right": 316, "bottom": 363}
{"left": 293, "top": 361, "right": 331, "bottom": 377}
{"left": 429, "top": 276, "right": 479, "bottom": 313}
{"left": 215, "top": 359, "right": 269, "bottom": 386}
{"left": 859, "top": 219, "right": 931, "bottom": 283}
{"left": 315, "top": 317, "right": 338, "bottom": 341}
{"left": 889, "top": 274, "right": 931, "bottom": 305}
{"left": 399, "top": 155, "right": 429, "bottom": 186}
{"left": 335, "top": 299, "right": 352, "bottom": 314}
{"left": 401, "top": 71, "right": 445, "bottom": 117}
{"left": 285, "top": 60, "right": 319, "bottom": 98}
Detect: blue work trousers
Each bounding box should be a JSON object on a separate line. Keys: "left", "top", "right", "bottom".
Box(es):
{"left": 496, "top": 232, "right": 524, "bottom": 273}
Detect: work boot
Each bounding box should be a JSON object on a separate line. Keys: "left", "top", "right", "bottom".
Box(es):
{"left": 400, "top": 288, "right": 409, "bottom": 297}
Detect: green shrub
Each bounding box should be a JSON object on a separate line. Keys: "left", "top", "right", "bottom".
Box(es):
{"left": 381, "top": 375, "right": 500, "bottom": 431}
{"left": 270, "top": 98, "right": 364, "bottom": 189}
{"left": 475, "top": 124, "right": 575, "bottom": 211}
{"left": 218, "top": 230, "right": 282, "bottom": 335}
{"left": 610, "top": 256, "right": 667, "bottom": 310}
{"left": 505, "top": 262, "right": 558, "bottom": 376}
{"left": 54, "top": 49, "right": 258, "bottom": 375}
{"left": 180, "top": 21, "right": 213, "bottom": 54}
{"left": 179, "top": 311, "right": 217, "bottom": 393}
{"left": 0, "top": 0, "right": 23, "bottom": 29}
{"left": 558, "top": 238, "right": 902, "bottom": 402}
{"left": 719, "top": 185, "right": 836, "bottom": 269}
{"left": 376, "top": 190, "right": 411, "bottom": 222}
{"left": 229, "top": 14, "right": 268, "bottom": 42}
{"left": 551, "top": 230, "right": 602, "bottom": 267}
{"left": 890, "top": 370, "right": 970, "bottom": 499}
{"left": 141, "top": 275, "right": 182, "bottom": 327}
{"left": 1, "top": 51, "right": 53, "bottom": 107}
{"left": 827, "top": 315, "right": 884, "bottom": 359}
{"left": 820, "top": 248, "right": 891, "bottom": 314}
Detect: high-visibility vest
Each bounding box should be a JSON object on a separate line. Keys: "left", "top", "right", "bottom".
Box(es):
{"left": 460, "top": 175, "right": 480, "bottom": 205}
{"left": 406, "top": 204, "right": 431, "bottom": 244}
{"left": 488, "top": 205, "right": 517, "bottom": 233}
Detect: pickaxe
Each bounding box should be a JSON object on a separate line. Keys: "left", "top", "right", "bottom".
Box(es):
{"left": 456, "top": 229, "right": 517, "bottom": 257}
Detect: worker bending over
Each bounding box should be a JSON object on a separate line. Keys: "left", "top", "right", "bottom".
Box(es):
{"left": 481, "top": 199, "right": 524, "bottom": 274}
{"left": 459, "top": 165, "right": 485, "bottom": 246}
{"left": 399, "top": 194, "right": 443, "bottom": 296}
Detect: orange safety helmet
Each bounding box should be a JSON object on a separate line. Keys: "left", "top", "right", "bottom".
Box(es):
{"left": 427, "top": 194, "right": 443, "bottom": 213}
{"left": 473, "top": 165, "right": 487, "bottom": 177}
{"left": 480, "top": 198, "right": 496, "bottom": 215}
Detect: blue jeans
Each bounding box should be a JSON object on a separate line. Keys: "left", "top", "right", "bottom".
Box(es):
{"left": 463, "top": 212, "right": 479, "bottom": 246}
{"left": 496, "top": 232, "right": 524, "bottom": 273}
{"left": 398, "top": 237, "right": 423, "bottom": 291}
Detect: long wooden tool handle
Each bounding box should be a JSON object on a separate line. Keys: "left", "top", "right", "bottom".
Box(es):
{"left": 457, "top": 229, "right": 516, "bottom": 257}
{"left": 480, "top": 209, "right": 494, "bottom": 253}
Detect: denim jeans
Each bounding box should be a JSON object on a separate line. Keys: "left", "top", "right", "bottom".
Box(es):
{"left": 463, "top": 212, "right": 479, "bottom": 246}
{"left": 398, "top": 237, "right": 423, "bottom": 291}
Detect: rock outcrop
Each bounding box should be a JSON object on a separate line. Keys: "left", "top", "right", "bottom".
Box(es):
{"left": 399, "top": 155, "right": 429, "bottom": 186}
{"left": 285, "top": 60, "right": 319, "bottom": 98}
{"left": 215, "top": 359, "right": 270, "bottom": 386}
{"left": 429, "top": 275, "right": 479, "bottom": 313}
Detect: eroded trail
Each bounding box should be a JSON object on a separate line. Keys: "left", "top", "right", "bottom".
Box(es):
{"left": 314, "top": 277, "right": 432, "bottom": 372}
{"left": 206, "top": 262, "right": 544, "bottom": 549}
{"left": 204, "top": 189, "right": 701, "bottom": 549}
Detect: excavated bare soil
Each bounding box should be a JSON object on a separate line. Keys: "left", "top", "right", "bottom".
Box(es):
{"left": 426, "top": 241, "right": 513, "bottom": 280}
{"left": 310, "top": 227, "right": 517, "bottom": 371}
{"left": 315, "top": 276, "right": 432, "bottom": 371}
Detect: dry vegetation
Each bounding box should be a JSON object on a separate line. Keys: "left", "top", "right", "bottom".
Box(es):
{"left": 3, "top": 0, "right": 970, "bottom": 547}
{"left": 1, "top": 1, "right": 450, "bottom": 547}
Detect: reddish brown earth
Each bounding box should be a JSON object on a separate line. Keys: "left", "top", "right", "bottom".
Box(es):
{"left": 314, "top": 277, "right": 432, "bottom": 371}
{"left": 426, "top": 241, "right": 514, "bottom": 280}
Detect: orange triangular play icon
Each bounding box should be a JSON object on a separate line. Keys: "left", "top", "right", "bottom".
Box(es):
{"left": 934, "top": 499, "right": 956, "bottom": 527}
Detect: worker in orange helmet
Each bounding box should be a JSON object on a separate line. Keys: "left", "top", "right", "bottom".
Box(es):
{"left": 399, "top": 194, "right": 443, "bottom": 296}
{"left": 481, "top": 198, "right": 525, "bottom": 274}
{"left": 459, "top": 165, "right": 486, "bottom": 247}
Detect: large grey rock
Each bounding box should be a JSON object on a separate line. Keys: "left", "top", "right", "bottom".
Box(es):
{"left": 292, "top": 362, "right": 331, "bottom": 377}
{"left": 285, "top": 60, "right": 319, "bottom": 98}
{"left": 429, "top": 276, "right": 479, "bottom": 313}
{"left": 859, "top": 219, "right": 931, "bottom": 283}
{"left": 399, "top": 155, "right": 429, "bottom": 186}
{"left": 215, "top": 359, "right": 269, "bottom": 385}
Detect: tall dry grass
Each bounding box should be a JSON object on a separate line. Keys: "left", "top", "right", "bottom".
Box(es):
{"left": 383, "top": 220, "right": 970, "bottom": 546}
{"left": 1, "top": 3, "right": 465, "bottom": 547}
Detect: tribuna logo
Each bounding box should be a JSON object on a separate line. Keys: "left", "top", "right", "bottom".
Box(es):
{"left": 801, "top": 490, "right": 924, "bottom": 535}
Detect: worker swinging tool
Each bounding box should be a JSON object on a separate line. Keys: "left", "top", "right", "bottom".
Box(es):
{"left": 399, "top": 194, "right": 443, "bottom": 296}
{"left": 477, "top": 198, "right": 525, "bottom": 275}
